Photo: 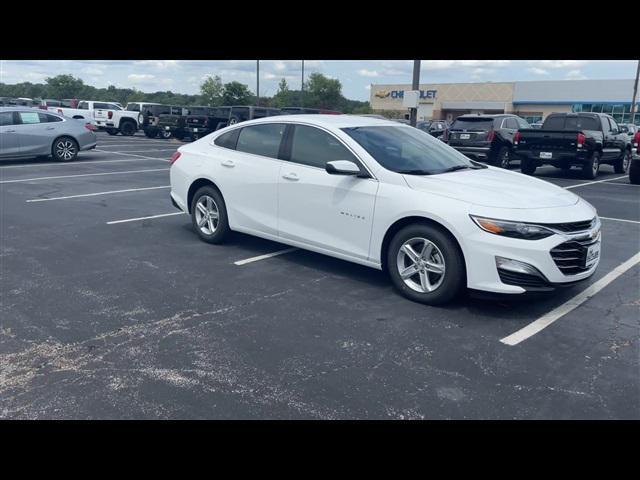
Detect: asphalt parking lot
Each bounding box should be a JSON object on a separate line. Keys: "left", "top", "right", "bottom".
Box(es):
{"left": 1, "top": 131, "right": 638, "bottom": 419}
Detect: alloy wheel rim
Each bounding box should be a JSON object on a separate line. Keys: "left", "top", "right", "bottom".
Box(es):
{"left": 396, "top": 237, "right": 446, "bottom": 293}
{"left": 56, "top": 140, "right": 75, "bottom": 160}
{"left": 624, "top": 152, "right": 630, "bottom": 171}
{"left": 195, "top": 195, "right": 219, "bottom": 235}
{"left": 501, "top": 150, "right": 509, "bottom": 168}
{"left": 593, "top": 156, "right": 599, "bottom": 175}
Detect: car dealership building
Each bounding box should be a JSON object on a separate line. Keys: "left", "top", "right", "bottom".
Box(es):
{"left": 369, "top": 79, "right": 639, "bottom": 126}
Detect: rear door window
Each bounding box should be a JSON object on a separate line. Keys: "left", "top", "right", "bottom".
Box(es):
{"left": 235, "top": 123, "right": 285, "bottom": 158}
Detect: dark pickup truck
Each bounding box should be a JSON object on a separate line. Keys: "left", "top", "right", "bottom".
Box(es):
{"left": 514, "top": 112, "right": 632, "bottom": 179}
{"left": 141, "top": 105, "right": 184, "bottom": 138}
{"left": 183, "top": 106, "right": 232, "bottom": 140}
{"left": 447, "top": 114, "right": 531, "bottom": 168}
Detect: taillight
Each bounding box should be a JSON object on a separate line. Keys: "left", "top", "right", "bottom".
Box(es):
{"left": 108, "top": 111, "right": 113, "bottom": 119}
{"left": 487, "top": 130, "right": 496, "bottom": 142}
{"left": 84, "top": 123, "right": 96, "bottom": 131}
{"left": 57, "top": 109, "right": 63, "bottom": 115}
{"left": 169, "top": 151, "right": 181, "bottom": 165}
{"left": 577, "top": 132, "right": 586, "bottom": 148}
{"left": 513, "top": 131, "right": 521, "bottom": 145}
{"left": 633, "top": 131, "right": 640, "bottom": 148}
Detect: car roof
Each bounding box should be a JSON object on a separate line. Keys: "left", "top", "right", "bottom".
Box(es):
{"left": 241, "top": 114, "right": 403, "bottom": 129}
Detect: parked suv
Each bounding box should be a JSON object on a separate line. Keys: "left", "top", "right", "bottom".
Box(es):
{"left": 447, "top": 114, "right": 530, "bottom": 168}
{"left": 227, "top": 106, "right": 282, "bottom": 125}
{"left": 157, "top": 107, "right": 189, "bottom": 139}
{"left": 416, "top": 120, "right": 449, "bottom": 139}
{"left": 630, "top": 130, "right": 640, "bottom": 185}
{"left": 184, "top": 106, "right": 232, "bottom": 140}
{"left": 514, "top": 112, "right": 632, "bottom": 179}
{"left": 141, "top": 105, "right": 183, "bottom": 138}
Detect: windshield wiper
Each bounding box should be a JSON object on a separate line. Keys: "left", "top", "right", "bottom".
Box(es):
{"left": 440, "top": 165, "right": 473, "bottom": 173}
{"left": 396, "top": 169, "right": 435, "bottom": 175}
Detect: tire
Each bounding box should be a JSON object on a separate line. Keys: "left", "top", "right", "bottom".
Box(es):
{"left": 160, "top": 130, "right": 172, "bottom": 139}
{"left": 174, "top": 131, "right": 185, "bottom": 141}
{"left": 520, "top": 157, "right": 537, "bottom": 175}
{"left": 144, "top": 128, "right": 158, "bottom": 138}
{"left": 120, "top": 121, "right": 136, "bottom": 136}
{"left": 582, "top": 151, "right": 600, "bottom": 180}
{"left": 52, "top": 137, "right": 79, "bottom": 162}
{"left": 228, "top": 115, "right": 241, "bottom": 125}
{"left": 387, "top": 223, "right": 465, "bottom": 305}
{"left": 493, "top": 145, "right": 511, "bottom": 169}
{"left": 613, "top": 149, "right": 631, "bottom": 174}
{"left": 106, "top": 128, "right": 119, "bottom": 136}
{"left": 190, "top": 186, "right": 230, "bottom": 244}
{"left": 629, "top": 159, "right": 640, "bottom": 185}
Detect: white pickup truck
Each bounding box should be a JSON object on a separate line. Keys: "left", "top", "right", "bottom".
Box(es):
{"left": 50, "top": 100, "right": 142, "bottom": 136}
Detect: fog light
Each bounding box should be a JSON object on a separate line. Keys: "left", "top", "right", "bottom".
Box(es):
{"left": 495, "top": 256, "right": 544, "bottom": 278}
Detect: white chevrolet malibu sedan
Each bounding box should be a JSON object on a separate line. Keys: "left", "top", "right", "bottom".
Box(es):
{"left": 169, "top": 115, "right": 601, "bottom": 305}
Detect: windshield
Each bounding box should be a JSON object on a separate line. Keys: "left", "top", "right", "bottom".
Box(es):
{"left": 342, "top": 125, "right": 481, "bottom": 175}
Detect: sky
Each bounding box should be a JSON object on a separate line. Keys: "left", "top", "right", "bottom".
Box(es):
{"left": 1, "top": 60, "right": 637, "bottom": 101}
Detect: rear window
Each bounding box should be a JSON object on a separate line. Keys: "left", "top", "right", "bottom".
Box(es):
{"left": 214, "top": 128, "right": 240, "bottom": 150}
{"left": 543, "top": 115, "right": 600, "bottom": 131}
{"left": 450, "top": 118, "right": 494, "bottom": 131}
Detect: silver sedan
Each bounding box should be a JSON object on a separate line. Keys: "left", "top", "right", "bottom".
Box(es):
{"left": 0, "top": 107, "right": 97, "bottom": 162}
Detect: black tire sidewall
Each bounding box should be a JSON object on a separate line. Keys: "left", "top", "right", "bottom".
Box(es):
{"left": 121, "top": 121, "right": 135, "bottom": 136}
{"left": 629, "top": 160, "right": 640, "bottom": 185}
{"left": 582, "top": 151, "right": 600, "bottom": 179}
{"left": 52, "top": 136, "right": 78, "bottom": 162}
{"left": 190, "top": 186, "right": 230, "bottom": 244}
{"left": 386, "top": 223, "right": 465, "bottom": 305}
{"left": 521, "top": 157, "right": 536, "bottom": 175}
{"left": 614, "top": 150, "right": 631, "bottom": 174}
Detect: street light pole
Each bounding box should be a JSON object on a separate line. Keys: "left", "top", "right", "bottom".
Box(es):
{"left": 410, "top": 60, "right": 421, "bottom": 127}
{"left": 631, "top": 59, "right": 639, "bottom": 125}
{"left": 256, "top": 60, "right": 260, "bottom": 106}
{"left": 301, "top": 60, "right": 305, "bottom": 107}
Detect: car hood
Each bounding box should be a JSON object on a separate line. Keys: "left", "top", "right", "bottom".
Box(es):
{"left": 403, "top": 167, "right": 579, "bottom": 209}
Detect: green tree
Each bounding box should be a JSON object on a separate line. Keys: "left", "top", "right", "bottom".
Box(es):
{"left": 305, "top": 73, "right": 343, "bottom": 110}
{"left": 277, "top": 78, "right": 289, "bottom": 95}
{"left": 222, "top": 81, "right": 253, "bottom": 105}
{"left": 45, "top": 74, "right": 85, "bottom": 99}
{"left": 200, "top": 75, "right": 224, "bottom": 106}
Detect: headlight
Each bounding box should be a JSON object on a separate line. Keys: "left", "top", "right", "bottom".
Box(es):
{"left": 470, "top": 215, "right": 554, "bottom": 240}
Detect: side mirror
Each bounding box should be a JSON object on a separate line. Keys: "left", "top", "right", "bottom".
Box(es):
{"left": 325, "top": 160, "right": 361, "bottom": 176}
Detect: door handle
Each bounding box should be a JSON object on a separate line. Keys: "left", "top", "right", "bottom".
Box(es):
{"left": 5, "top": 129, "right": 16, "bottom": 133}
{"left": 282, "top": 172, "right": 299, "bottom": 181}
{"left": 45, "top": 127, "right": 55, "bottom": 130}
{"left": 221, "top": 160, "right": 235, "bottom": 168}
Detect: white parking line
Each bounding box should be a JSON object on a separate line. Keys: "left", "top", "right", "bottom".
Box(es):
{"left": 0, "top": 168, "right": 169, "bottom": 184}
{"left": 93, "top": 149, "right": 170, "bottom": 161}
{"left": 26, "top": 185, "right": 170, "bottom": 202}
{"left": 234, "top": 248, "right": 299, "bottom": 266}
{"left": 106, "top": 212, "right": 186, "bottom": 225}
{"left": 0, "top": 157, "right": 167, "bottom": 169}
{"left": 500, "top": 252, "right": 640, "bottom": 346}
{"left": 564, "top": 176, "right": 629, "bottom": 189}
{"left": 600, "top": 216, "right": 640, "bottom": 225}
{"left": 100, "top": 149, "right": 177, "bottom": 153}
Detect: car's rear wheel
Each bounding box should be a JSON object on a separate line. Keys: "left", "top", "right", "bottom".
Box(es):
{"left": 494, "top": 146, "right": 511, "bottom": 169}
{"left": 106, "top": 128, "right": 119, "bottom": 136}
{"left": 120, "top": 121, "right": 136, "bottom": 136}
{"left": 613, "top": 149, "right": 631, "bottom": 174}
{"left": 629, "top": 159, "right": 640, "bottom": 185}
{"left": 160, "top": 130, "right": 172, "bottom": 139}
{"left": 52, "top": 137, "right": 78, "bottom": 162}
{"left": 387, "top": 224, "right": 465, "bottom": 305}
{"left": 190, "top": 186, "right": 230, "bottom": 244}
{"left": 520, "top": 157, "right": 537, "bottom": 175}
{"left": 582, "top": 151, "right": 600, "bottom": 180}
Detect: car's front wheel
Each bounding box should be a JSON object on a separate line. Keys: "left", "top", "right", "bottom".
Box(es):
{"left": 494, "top": 146, "right": 511, "bottom": 169}
{"left": 120, "top": 121, "right": 136, "bottom": 136}
{"left": 629, "top": 159, "right": 640, "bottom": 185}
{"left": 387, "top": 224, "right": 465, "bottom": 305}
{"left": 52, "top": 137, "right": 79, "bottom": 162}
{"left": 520, "top": 157, "right": 537, "bottom": 175}
{"left": 190, "top": 186, "right": 230, "bottom": 244}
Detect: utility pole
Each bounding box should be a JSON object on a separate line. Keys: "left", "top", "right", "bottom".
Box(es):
{"left": 301, "top": 60, "right": 305, "bottom": 107}
{"left": 256, "top": 60, "right": 260, "bottom": 106}
{"left": 410, "top": 60, "right": 421, "bottom": 127}
{"left": 631, "top": 60, "right": 639, "bottom": 125}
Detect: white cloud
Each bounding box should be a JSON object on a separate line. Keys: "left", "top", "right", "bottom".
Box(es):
{"left": 565, "top": 69, "right": 588, "bottom": 80}
{"left": 527, "top": 67, "right": 549, "bottom": 76}
{"left": 133, "top": 60, "right": 179, "bottom": 69}
{"left": 530, "top": 60, "right": 588, "bottom": 69}
{"left": 358, "top": 69, "right": 379, "bottom": 77}
{"left": 364, "top": 85, "right": 371, "bottom": 90}
{"left": 128, "top": 74, "right": 155, "bottom": 81}
{"left": 82, "top": 66, "right": 104, "bottom": 75}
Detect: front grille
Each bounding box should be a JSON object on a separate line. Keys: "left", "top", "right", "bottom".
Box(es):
{"left": 498, "top": 270, "right": 551, "bottom": 290}
{"left": 550, "top": 237, "right": 598, "bottom": 275}
{"left": 539, "top": 218, "right": 595, "bottom": 233}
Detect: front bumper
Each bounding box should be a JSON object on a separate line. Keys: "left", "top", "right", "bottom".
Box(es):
{"left": 463, "top": 220, "right": 601, "bottom": 294}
